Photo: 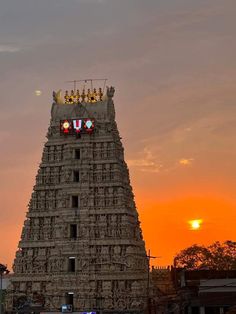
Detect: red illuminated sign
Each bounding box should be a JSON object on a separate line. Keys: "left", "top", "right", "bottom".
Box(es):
{"left": 60, "top": 120, "right": 73, "bottom": 134}
{"left": 73, "top": 119, "right": 82, "bottom": 133}
{"left": 84, "top": 119, "right": 95, "bottom": 133}
{"left": 60, "top": 119, "right": 95, "bottom": 135}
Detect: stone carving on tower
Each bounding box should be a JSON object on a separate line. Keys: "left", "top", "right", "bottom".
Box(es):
{"left": 7, "top": 82, "right": 148, "bottom": 313}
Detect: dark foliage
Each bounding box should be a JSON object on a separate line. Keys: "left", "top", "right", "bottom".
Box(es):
{"left": 173, "top": 241, "right": 236, "bottom": 270}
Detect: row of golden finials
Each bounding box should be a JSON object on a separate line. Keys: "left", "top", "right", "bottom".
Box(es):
{"left": 65, "top": 88, "right": 103, "bottom": 104}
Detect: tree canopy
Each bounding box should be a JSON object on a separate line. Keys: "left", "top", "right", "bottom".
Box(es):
{"left": 173, "top": 241, "right": 236, "bottom": 270}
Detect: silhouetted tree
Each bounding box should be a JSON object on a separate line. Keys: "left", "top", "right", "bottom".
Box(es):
{"left": 173, "top": 241, "right": 236, "bottom": 270}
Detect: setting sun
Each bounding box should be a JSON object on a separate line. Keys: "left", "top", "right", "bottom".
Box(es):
{"left": 189, "top": 219, "right": 202, "bottom": 230}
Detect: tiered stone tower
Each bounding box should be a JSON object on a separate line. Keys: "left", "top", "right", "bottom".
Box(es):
{"left": 7, "top": 86, "right": 148, "bottom": 313}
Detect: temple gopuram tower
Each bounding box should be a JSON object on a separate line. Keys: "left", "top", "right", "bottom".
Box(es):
{"left": 7, "top": 84, "right": 148, "bottom": 313}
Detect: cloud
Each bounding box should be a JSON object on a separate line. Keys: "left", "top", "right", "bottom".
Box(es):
{"left": 35, "top": 90, "right": 42, "bottom": 96}
{"left": 127, "top": 148, "right": 162, "bottom": 173}
{"left": 0, "top": 45, "right": 20, "bottom": 53}
{"left": 179, "top": 158, "right": 194, "bottom": 166}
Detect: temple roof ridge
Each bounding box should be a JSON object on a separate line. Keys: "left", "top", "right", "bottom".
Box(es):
{"left": 52, "top": 85, "right": 115, "bottom": 105}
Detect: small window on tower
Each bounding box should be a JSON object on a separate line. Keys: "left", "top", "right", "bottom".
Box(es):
{"left": 74, "top": 149, "right": 80, "bottom": 160}
{"left": 68, "top": 257, "right": 75, "bottom": 272}
{"left": 70, "top": 224, "right": 77, "bottom": 238}
{"left": 65, "top": 292, "right": 74, "bottom": 309}
{"left": 73, "top": 170, "right": 80, "bottom": 182}
{"left": 72, "top": 196, "right": 79, "bottom": 208}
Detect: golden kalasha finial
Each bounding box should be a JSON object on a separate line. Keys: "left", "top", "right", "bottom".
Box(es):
{"left": 68, "top": 90, "right": 75, "bottom": 104}
{"left": 72, "top": 90, "right": 77, "bottom": 103}
{"left": 81, "top": 89, "right": 86, "bottom": 102}
{"left": 76, "top": 89, "right": 80, "bottom": 103}
{"left": 64, "top": 85, "right": 104, "bottom": 104}
{"left": 87, "top": 88, "right": 91, "bottom": 102}
{"left": 64, "top": 78, "right": 107, "bottom": 103}
{"left": 64, "top": 90, "right": 70, "bottom": 104}
{"left": 70, "top": 89, "right": 76, "bottom": 104}
{"left": 90, "top": 88, "right": 97, "bottom": 102}
{"left": 98, "top": 87, "right": 103, "bottom": 101}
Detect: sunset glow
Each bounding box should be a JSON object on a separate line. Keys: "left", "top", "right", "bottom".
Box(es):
{"left": 0, "top": 0, "right": 236, "bottom": 270}
{"left": 189, "top": 219, "right": 202, "bottom": 230}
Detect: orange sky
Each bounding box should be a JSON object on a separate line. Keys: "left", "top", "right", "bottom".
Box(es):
{"left": 0, "top": 0, "right": 236, "bottom": 269}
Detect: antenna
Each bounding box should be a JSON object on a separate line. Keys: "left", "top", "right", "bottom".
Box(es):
{"left": 66, "top": 78, "right": 108, "bottom": 93}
